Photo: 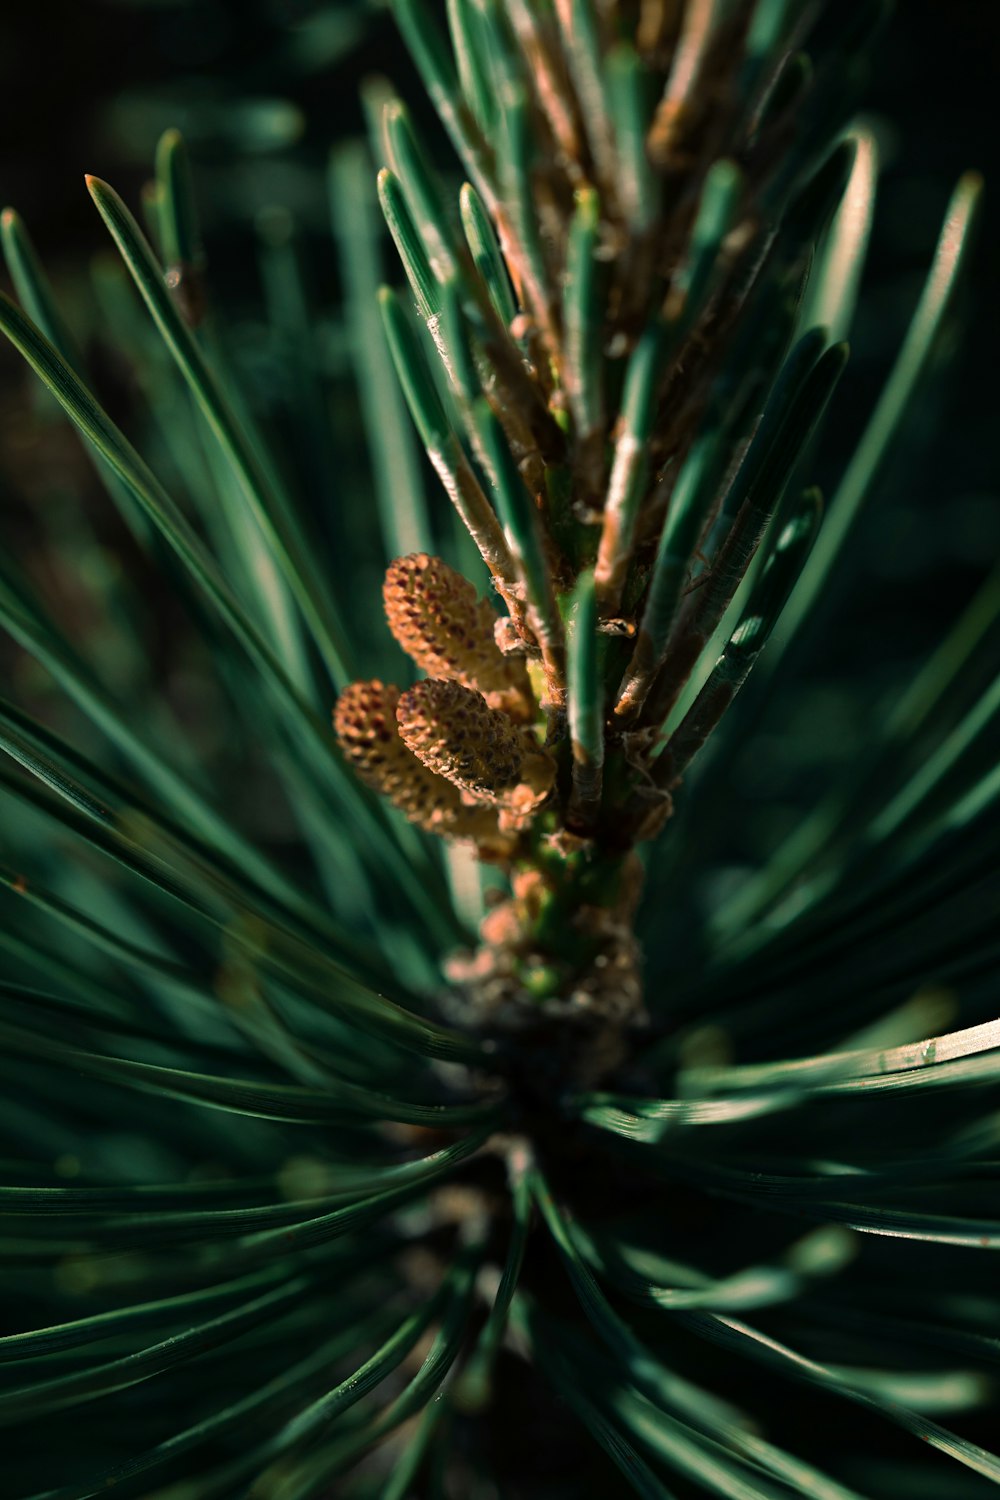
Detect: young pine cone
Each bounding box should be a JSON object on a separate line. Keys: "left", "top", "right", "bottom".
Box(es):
{"left": 333, "top": 680, "right": 506, "bottom": 848}
{"left": 383, "top": 553, "right": 534, "bottom": 722}
{"left": 396, "top": 678, "right": 555, "bottom": 814}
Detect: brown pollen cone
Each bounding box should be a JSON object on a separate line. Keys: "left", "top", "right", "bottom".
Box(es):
{"left": 396, "top": 678, "right": 555, "bottom": 813}
{"left": 333, "top": 680, "right": 507, "bottom": 850}
{"left": 383, "top": 553, "right": 534, "bottom": 722}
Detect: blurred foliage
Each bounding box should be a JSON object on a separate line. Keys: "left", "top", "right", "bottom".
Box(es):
{"left": 0, "top": 3, "right": 997, "bottom": 1498}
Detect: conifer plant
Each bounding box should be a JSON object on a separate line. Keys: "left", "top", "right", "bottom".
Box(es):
{"left": 0, "top": 2, "right": 997, "bottom": 1497}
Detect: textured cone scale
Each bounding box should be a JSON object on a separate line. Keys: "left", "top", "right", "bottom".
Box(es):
{"left": 383, "top": 553, "right": 534, "bottom": 721}
{"left": 333, "top": 679, "right": 504, "bottom": 845}
{"left": 396, "top": 678, "right": 554, "bottom": 807}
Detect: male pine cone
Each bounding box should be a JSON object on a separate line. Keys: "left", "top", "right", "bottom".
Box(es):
{"left": 383, "top": 552, "right": 534, "bottom": 723}
{"left": 333, "top": 679, "right": 503, "bottom": 846}
{"left": 396, "top": 678, "right": 555, "bottom": 812}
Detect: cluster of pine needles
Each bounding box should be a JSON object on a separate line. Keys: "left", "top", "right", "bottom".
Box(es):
{"left": 0, "top": 0, "right": 998, "bottom": 1496}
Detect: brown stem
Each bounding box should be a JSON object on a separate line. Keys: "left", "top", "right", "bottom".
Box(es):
{"left": 507, "top": 0, "right": 586, "bottom": 179}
